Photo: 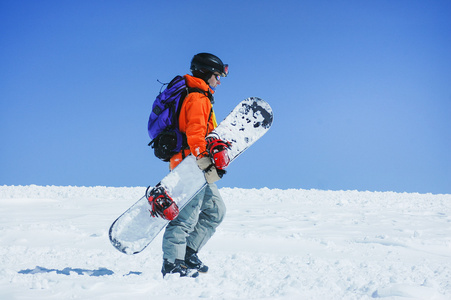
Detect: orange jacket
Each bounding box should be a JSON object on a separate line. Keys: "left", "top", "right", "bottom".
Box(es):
{"left": 169, "top": 74, "right": 218, "bottom": 170}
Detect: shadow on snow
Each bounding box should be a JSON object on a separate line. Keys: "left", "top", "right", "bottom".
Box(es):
{"left": 18, "top": 266, "right": 141, "bottom": 276}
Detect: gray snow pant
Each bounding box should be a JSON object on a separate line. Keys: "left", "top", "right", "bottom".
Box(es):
{"left": 162, "top": 183, "right": 226, "bottom": 263}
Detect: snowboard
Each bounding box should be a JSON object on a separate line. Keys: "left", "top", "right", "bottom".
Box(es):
{"left": 109, "top": 97, "right": 273, "bottom": 254}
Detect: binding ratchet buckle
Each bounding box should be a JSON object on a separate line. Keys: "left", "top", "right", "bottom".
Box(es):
{"left": 146, "top": 185, "right": 179, "bottom": 221}
{"left": 206, "top": 134, "right": 232, "bottom": 170}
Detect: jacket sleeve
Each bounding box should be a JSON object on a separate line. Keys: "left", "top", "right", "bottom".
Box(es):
{"left": 183, "top": 93, "right": 212, "bottom": 157}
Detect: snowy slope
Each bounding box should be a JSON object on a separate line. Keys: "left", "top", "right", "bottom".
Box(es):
{"left": 0, "top": 185, "right": 450, "bottom": 300}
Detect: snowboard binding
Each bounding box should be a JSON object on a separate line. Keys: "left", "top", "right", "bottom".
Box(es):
{"left": 206, "top": 134, "right": 231, "bottom": 170}
{"left": 146, "top": 185, "right": 179, "bottom": 221}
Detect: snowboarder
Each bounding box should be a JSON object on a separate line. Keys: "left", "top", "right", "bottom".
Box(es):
{"left": 161, "top": 53, "right": 229, "bottom": 277}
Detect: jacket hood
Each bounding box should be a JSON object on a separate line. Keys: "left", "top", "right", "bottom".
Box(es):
{"left": 184, "top": 74, "right": 215, "bottom": 95}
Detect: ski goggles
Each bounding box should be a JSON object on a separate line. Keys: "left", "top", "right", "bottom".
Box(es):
{"left": 215, "top": 65, "right": 228, "bottom": 80}
{"left": 223, "top": 64, "right": 229, "bottom": 76}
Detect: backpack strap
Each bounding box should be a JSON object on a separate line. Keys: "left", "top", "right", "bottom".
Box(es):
{"left": 186, "top": 87, "right": 214, "bottom": 104}
{"left": 185, "top": 87, "right": 214, "bottom": 135}
{"left": 205, "top": 108, "right": 213, "bottom": 137}
{"left": 175, "top": 87, "right": 214, "bottom": 160}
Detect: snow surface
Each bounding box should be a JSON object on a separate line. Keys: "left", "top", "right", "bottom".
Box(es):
{"left": 0, "top": 185, "right": 450, "bottom": 300}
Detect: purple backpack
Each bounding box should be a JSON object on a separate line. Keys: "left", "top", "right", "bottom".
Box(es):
{"left": 148, "top": 76, "right": 188, "bottom": 161}
{"left": 148, "top": 76, "right": 211, "bottom": 162}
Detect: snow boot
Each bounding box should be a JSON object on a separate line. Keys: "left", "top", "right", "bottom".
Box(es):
{"left": 161, "top": 259, "right": 199, "bottom": 278}
{"left": 184, "top": 247, "right": 209, "bottom": 273}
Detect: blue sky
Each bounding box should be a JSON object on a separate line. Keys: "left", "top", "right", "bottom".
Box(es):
{"left": 1, "top": 0, "right": 450, "bottom": 194}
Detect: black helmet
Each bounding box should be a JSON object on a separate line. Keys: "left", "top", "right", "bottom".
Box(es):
{"left": 190, "top": 53, "right": 229, "bottom": 77}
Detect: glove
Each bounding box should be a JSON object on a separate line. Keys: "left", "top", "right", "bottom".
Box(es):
{"left": 196, "top": 156, "right": 226, "bottom": 183}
